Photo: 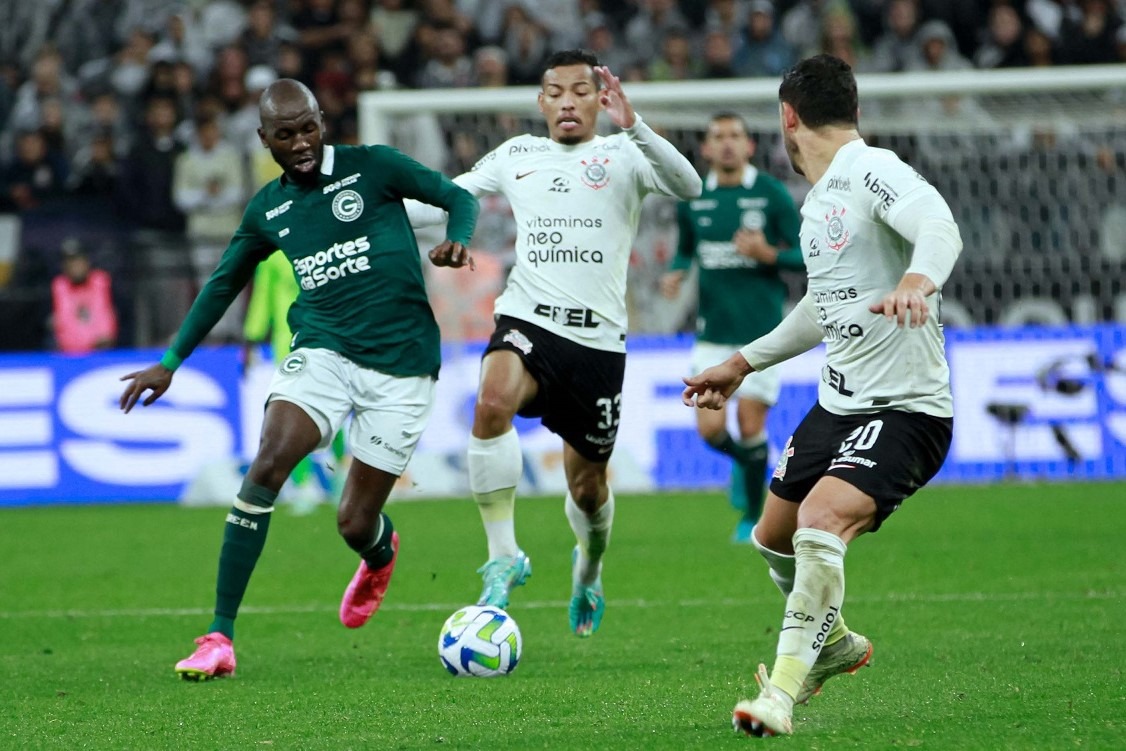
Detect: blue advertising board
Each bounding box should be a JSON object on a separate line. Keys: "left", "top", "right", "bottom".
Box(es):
{"left": 1, "top": 325, "right": 1124, "bottom": 507}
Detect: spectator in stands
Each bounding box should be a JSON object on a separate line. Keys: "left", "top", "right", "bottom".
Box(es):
{"left": 1057, "top": 0, "right": 1122, "bottom": 64}
{"left": 150, "top": 12, "right": 213, "bottom": 78}
{"left": 240, "top": 0, "right": 298, "bottom": 69}
{"left": 417, "top": 24, "right": 476, "bottom": 88}
{"left": 817, "top": 6, "right": 870, "bottom": 70}
{"left": 274, "top": 41, "right": 307, "bottom": 82}
{"left": 8, "top": 48, "right": 80, "bottom": 137}
{"left": 50, "top": 237, "right": 117, "bottom": 354}
{"left": 0, "top": 129, "right": 69, "bottom": 212}
{"left": 869, "top": 0, "right": 921, "bottom": 72}
{"left": 118, "top": 94, "right": 185, "bottom": 234}
{"left": 625, "top": 0, "right": 691, "bottom": 65}
{"left": 779, "top": 0, "right": 834, "bottom": 56}
{"left": 77, "top": 26, "right": 156, "bottom": 104}
{"left": 907, "top": 20, "right": 973, "bottom": 71}
{"left": 583, "top": 14, "right": 634, "bottom": 75}
{"left": 53, "top": 0, "right": 129, "bottom": 76}
{"left": 975, "top": 4, "right": 1028, "bottom": 69}
{"left": 734, "top": 1, "right": 797, "bottom": 78}
{"left": 474, "top": 46, "right": 510, "bottom": 88}
{"left": 649, "top": 27, "right": 705, "bottom": 81}
{"left": 292, "top": 0, "right": 352, "bottom": 74}
{"left": 0, "top": 4, "right": 55, "bottom": 75}
{"left": 702, "top": 29, "right": 739, "bottom": 78}
{"left": 371, "top": 0, "right": 421, "bottom": 65}
{"left": 172, "top": 112, "right": 248, "bottom": 342}
{"left": 68, "top": 130, "right": 120, "bottom": 198}
{"left": 501, "top": 5, "right": 551, "bottom": 85}
{"left": 1024, "top": 26, "right": 1057, "bottom": 67}
{"left": 705, "top": 0, "right": 749, "bottom": 41}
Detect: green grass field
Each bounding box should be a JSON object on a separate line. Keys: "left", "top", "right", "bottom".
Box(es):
{"left": 2, "top": 483, "right": 1124, "bottom": 750}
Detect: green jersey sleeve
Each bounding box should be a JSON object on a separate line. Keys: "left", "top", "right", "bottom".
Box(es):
{"left": 161, "top": 219, "right": 274, "bottom": 370}
{"left": 770, "top": 182, "right": 805, "bottom": 272}
{"left": 670, "top": 200, "right": 696, "bottom": 272}
{"left": 378, "top": 146, "right": 478, "bottom": 246}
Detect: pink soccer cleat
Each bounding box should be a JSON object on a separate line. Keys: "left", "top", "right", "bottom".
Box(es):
{"left": 340, "top": 531, "right": 399, "bottom": 628}
{"left": 174, "top": 632, "right": 236, "bottom": 681}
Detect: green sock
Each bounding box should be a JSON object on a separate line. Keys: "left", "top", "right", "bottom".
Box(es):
{"left": 741, "top": 438, "right": 769, "bottom": 522}
{"left": 360, "top": 513, "right": 396, "bottom": 570}
{"left": 706, "top": 431, "right": 755, "bottom": 466}
{"left": 208, "top": 481, "right": 277, "bottom": 640}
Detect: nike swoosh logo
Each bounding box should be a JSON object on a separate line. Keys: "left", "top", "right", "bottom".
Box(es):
{"left": 515, "top": 171, "right": 536, "bottom": 180}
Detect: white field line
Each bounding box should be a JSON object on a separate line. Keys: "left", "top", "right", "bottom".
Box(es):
{"left": 0, "top": 589, "right": 1119, "bottom": 620}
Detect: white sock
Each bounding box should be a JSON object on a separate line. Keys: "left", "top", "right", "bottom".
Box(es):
{"left": 467, "top": 429, "right": 522, "bottom": 560}
{"left": 565, "top": 490, "right": 614, "bottom": 587}
{"left": 751, "top": 525, "right": 795, "bottom": 596}
{"left": 771, "top": 528, "right": 847, "bottom": 701}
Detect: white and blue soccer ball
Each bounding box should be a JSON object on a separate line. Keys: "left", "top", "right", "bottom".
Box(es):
{"left": 438, "top": 605, "right": 522, "bottom": 677}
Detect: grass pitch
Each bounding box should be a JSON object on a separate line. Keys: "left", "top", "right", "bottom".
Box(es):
{"left": 1, "top": 483, "right": 1123, "bottom": 750}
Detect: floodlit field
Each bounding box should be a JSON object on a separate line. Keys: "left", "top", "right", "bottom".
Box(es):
{"left": 2, "top": 484, "right": 1123, "bottom": 750}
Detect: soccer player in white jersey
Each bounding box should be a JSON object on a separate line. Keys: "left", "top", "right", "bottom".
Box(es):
{"left": 417, "top": 49, "right": 701, "bottom": 637}
{"left": 682, "top": 55, "right": 962, "bottom": 736}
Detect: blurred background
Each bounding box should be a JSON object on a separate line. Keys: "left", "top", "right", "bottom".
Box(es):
{"left": 1, "top": 0, "right": 1125, "bottom": 507}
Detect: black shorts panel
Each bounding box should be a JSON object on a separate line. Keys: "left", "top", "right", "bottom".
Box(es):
{"left": 769, "top": 403, "right": 952, "bottom": 531}
{"left": 484, "top": 316, "right": 626, "bottom": 462}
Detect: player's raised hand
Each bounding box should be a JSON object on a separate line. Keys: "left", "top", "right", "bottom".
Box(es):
{"left": 681, "top": 354, "right": 753, "bottom": 409}
{"left": 119, "top": 364, "right": 174, "bottom": 413}
{"left": 428, "top": 240, "right": 475, "bottom": 271}
{"left": 869, "top": 272, "right": 935, "bottom": 328}
{"left": 594, "top": 66, "right": 636, "bottom": 130}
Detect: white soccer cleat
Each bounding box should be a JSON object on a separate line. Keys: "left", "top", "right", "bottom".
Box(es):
{"left": 732, "top": 663, "right": 793, "bottom": 737}
{"left": 796, "top": 631, "right": 873, "bottom": 704}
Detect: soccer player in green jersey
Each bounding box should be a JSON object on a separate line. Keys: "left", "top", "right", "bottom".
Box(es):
{"left": 119, "top": 79, "right": 478, "bottom": 680}
{"left": 661, "top": 112, "right": 803, "bottom": 542}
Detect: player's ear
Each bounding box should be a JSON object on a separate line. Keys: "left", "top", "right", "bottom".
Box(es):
{"left": 780, "top": 102, "right": 799, "bottom": 132}
{"left": 257, "top": 127, "right": 268, "bottom": 148}
{"left": 537, "top": 91, "right": 545, "bottom": 115}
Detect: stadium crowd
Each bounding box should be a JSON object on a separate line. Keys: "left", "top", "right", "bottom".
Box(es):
{"left": 1, "top": 0, "right": 1125, "bottom": 350}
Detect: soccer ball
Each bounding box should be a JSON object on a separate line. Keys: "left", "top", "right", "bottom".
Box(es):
{"left": 438, "top": 605, "right": 522, "bottom": 677}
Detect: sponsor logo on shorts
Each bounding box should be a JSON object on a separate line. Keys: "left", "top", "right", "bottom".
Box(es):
{"left": 331, "top": 189, "right": 364, "bottom": 222}
{"left": 502, "top": 330, "right": 533, "bottom": 355}
{"left": 533, "top": 303, "right": 600, "bottom": 329}
{"left": 370, "top": 434, "right": 408, "bottom": 460}
{"left": 828, "top": 455, "right": 878, "bottom": 471}
{"left": 280, "top": 352, "right": 307, "bottom": 374}
{"left": 772, "top": 436, "right": 795, "bottom": 480}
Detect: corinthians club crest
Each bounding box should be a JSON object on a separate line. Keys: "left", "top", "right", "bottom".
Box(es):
{"left": 580, "top": 156, "right": 610, "bottom": 190}
{"left": 825, "top": 206, "right": 850, "bottom": 251}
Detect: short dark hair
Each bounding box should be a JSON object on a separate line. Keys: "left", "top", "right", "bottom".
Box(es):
{"left": 542, "top": 49, "right": 601, "bottom": 86}
{"left": 709, "top": 111, "right": 750, "bottom": 135}
{"left": 778, "top": 54, "right": 858, "bottom": 129}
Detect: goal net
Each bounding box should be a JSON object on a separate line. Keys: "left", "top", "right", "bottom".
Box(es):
{"left": 360, "top": 65, "right": 1126, "bottom": 339}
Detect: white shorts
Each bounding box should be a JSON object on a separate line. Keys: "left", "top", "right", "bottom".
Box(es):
{"left": 690, "top": 341, "right": 782, "bottom": 407}
{"left": 266, "top": 348, "right": 436, "bottom": 475}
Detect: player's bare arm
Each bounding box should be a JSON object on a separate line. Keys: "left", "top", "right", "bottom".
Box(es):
{"left": 681, "top": 352, "right": 754, "bottom": 409}
{"left": 428, "top": 240, "right": 474, "bottom": 271}
{"left": 119, "top": 364, "right": 174, "bottom": 413}
{"left": 869, "top": 272, "right": 936, "bottom": 328}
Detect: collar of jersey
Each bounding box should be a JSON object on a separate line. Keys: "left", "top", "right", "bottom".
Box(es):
{"left": 705, "top": 164, "right": 758, "bottom": 191}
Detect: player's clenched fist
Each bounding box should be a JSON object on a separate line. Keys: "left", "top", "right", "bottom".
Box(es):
{"left": 428, "top": 241, "right": 474, "bottom": 270}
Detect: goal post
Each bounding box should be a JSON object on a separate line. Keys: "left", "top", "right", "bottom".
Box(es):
{"left": 360, "top": 64, "right": 1126, "bottom": 330}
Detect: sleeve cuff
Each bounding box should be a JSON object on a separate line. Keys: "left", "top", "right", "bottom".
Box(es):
{"left": 160, "top": 350, "right": 184, "bottom": 371}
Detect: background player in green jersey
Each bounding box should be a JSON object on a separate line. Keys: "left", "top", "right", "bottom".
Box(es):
{"left": 119, "top": 79, "right": 478, "bottom": 680}
{"left": 661, "top": 112, "right": 803, "bottom": 542}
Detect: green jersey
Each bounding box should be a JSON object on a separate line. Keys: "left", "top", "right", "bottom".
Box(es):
{"left": 161, "top": 144, "right": 478, "bottom": 377}
{"left": 671, "top": 166, "right": 803, "bottom": 345}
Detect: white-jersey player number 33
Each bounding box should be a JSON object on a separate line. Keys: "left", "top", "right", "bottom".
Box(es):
{"left": 456, "top": 130, "right": 685, "bottom": 353}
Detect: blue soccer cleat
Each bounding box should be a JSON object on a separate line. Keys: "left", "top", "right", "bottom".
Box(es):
{"left": 568, "top": 546, "right": 605, "bottom": 637}
{"left": 476, "top": 551, "right": 532, "bottom": 609}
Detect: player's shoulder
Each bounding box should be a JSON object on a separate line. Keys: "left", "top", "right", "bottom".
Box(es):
{"left": 845, "top": 141, "right": 921, "bottom": 184}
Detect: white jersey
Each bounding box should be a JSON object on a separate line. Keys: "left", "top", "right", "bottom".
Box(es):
{"left": 801, "top": 139, "right": 955, "bottom": 417}
{"left": 451, "top": 119, "right": 700, "bottom": 352}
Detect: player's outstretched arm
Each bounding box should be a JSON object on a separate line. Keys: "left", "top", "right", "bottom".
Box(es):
{"left": 596, "top": 66, "right": 702, "bottom": 200}
{"left": 119, "top": 364, "right": 174, "bottom": 413}
{"left": 682, "top": 353, "right": 753, "bottom": 410}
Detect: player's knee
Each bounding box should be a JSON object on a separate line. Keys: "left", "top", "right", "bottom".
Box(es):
{"left": 473, "top": 391, "right": 518, "bottom": 436}
{"left": 753, "top": 522, "right": 793, "bottom": 555}
{"left": 567, "top": 474, "right": 606, "bottom": 513}
{"left": 796, "top": 504, "right": 871, "bottom": 541}
{"left": 246, "top": 450, "right": 295, "bottom": 492}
